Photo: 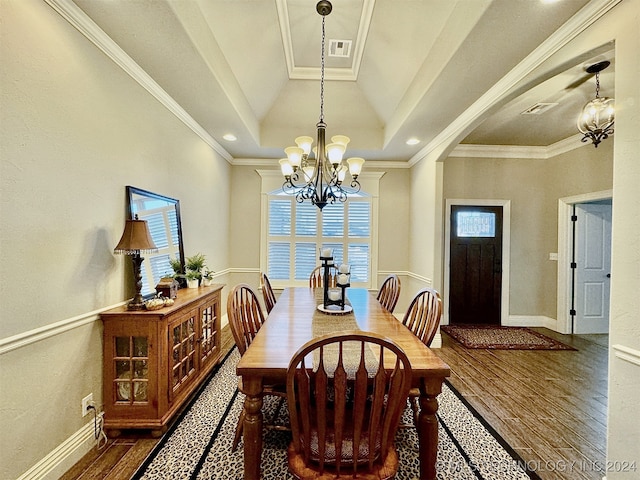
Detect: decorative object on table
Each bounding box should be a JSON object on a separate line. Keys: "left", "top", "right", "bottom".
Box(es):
{"left": 317, "top": 249, "right": 352, "bottom": 314}
{"left": 144, "top": 293, "right": 175, "bottom": 310}
{"left": 184, "top": 253, "right": 206, "bottom": 288}
{"left": 577, "top": 60, "right": 614, "bottom": 148}
{"left": 201, "top": 269, "right": 215, "bottom": 287}
{"left": 144, "top": 296, "right": 165, "bottom": 311}
{"left": 114, "top": 215, "right": 158, "bottom": 310}
{"left": 155, "top": 277, "right": 179, "bottom": 299}
{"left": 278, "top": 0, "right": 364, "bottom": 210}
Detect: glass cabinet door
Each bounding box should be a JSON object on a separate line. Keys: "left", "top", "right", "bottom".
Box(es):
{"left": 169, "top": 311, "right": 197, "bottom": 397}
{"left": 113, "top": 336, "right": 149, "bottom": 404}
{"left": 199, "top": 303, "right": 218, "bottom": 365}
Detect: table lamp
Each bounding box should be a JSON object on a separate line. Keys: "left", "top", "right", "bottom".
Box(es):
{"left": 114, "top": 215, "right": 158, "bottom": 310}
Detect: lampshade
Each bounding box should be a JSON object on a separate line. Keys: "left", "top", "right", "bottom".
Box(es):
{"left": 114, "top": 217, "right": 158, "bottom": 255}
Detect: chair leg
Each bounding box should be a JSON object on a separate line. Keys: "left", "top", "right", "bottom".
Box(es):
{"left": 410, "top": 396, "right": 419, "bottom": 427}
{"left": 232, "top": 408, "right": 245, "bottom": 452}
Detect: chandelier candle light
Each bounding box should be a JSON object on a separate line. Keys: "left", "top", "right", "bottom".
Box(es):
{"left": 577, "top": 60, "right": 615, "bottom": 148}
{"left": 279, "top": 0, "right": 364, "bottom": 210}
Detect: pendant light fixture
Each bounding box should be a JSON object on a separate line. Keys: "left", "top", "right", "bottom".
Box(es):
{"left": 279, "top": 0, "right": 364, "bottom": 210}
{"left": 577, "top": 61, "right": 615, "bottom": 148}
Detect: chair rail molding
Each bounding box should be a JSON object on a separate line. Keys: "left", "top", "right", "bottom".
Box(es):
{"left": 612, "top": 344, "right": 640, "bottom": 367}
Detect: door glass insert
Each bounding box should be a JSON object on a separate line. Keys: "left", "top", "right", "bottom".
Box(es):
{"left": 456, "top": 211, "right": 496, "bottom": 238}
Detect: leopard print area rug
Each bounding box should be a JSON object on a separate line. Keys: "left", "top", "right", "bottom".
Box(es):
{"left": 133, "top": 348, "right": 538, "bottom": 480}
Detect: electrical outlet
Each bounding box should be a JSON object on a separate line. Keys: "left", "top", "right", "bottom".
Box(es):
{"left": 82, "top": 393, "right": 94, "bottom": 417}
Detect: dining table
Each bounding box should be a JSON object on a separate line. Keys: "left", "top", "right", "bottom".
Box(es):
{"left": 235, "top": 286, "right": 451, "bottom": 480}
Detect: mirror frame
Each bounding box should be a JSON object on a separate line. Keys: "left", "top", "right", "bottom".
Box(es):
{"left": 126, "top": 186, "right": 185, "bottom": 298}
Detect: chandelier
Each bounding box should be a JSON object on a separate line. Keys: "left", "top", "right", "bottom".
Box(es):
{"left": 279, "top": 0, "right": 364, "bottom": 210}
{"left": 577, "top": 61, "right": 615, "bottom": 148}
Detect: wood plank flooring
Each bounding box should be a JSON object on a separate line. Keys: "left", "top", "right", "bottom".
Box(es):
{"left": 435, "top": 328, "right": 608, "bottom": 480}
{"left": 62, "top": 326, "right": 608, "bottom": 480}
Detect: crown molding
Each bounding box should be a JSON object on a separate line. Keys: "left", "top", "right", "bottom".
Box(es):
{"left": 450, "top": 134, "right": 590, "bottom": 159}
{"left": 43, "top": 0, "right": 234, "bottom": 164}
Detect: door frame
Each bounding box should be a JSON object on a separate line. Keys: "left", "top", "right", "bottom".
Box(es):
{"left": 557, "top": 189, "right": 613, "bottom": 334}
{"left": 444, "top": 199, "right": 511, "bottom": 325}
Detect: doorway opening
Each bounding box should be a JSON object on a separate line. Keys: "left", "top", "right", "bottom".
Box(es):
{"left": 557, "top": 190, "right": 612, "bottom": 334}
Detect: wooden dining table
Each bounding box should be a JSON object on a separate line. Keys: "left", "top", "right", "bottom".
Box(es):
{"left": 235, "top": 287, "right": 451, "bottom": 480}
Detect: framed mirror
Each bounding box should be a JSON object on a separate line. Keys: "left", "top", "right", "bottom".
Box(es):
{"left": 126, "top": 186, "right": 185, "bottom": 298}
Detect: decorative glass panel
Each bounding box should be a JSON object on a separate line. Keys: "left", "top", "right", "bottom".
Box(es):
{"left": 457, "top": 211, "right": 496, "bottom": 238}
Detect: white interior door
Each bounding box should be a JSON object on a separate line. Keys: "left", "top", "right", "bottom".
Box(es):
{"left": 574, "top": 202, "right": 612, "bottom": 334}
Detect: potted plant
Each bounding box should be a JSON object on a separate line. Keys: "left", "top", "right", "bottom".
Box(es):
{"left": 167, "top": 258, "right": 186, "bottom": 288}
{"left": 184, "top": 253, "right": 206, "bottom": 288}
{"left": 201, "top": 268, "right": 215, "bottom": 287}
{"left": 185, "top": 269, "right": 200, "bottom": 289}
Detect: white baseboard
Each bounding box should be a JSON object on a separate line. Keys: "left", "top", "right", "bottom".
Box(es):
{"left": 505, "top": 315, "right": 558, "bottom": 330}
{"left": 17, "top": 414, "right": 103, "bottom": 480}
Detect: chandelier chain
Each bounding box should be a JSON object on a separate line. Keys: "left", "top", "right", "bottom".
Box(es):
{"left": 595, "top": 71, "right": 600, "bottom": 98}
{"left": 319, "top": 15, "right": 326, "bottom": 124}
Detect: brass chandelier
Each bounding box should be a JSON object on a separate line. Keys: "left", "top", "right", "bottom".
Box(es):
{"left": 577, "top": 61, "right": 615, "bottom": 148}
{"left": 279, "top": 0, "right": 364, "bottom": 210}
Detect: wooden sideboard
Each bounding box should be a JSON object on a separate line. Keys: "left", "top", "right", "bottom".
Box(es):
{"left": 100, "top": 284, "right": 224, "bottom": 436}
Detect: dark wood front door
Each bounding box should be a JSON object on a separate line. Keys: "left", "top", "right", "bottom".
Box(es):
{"left": 449, "top": 205, "right": 503, "bottom": 325}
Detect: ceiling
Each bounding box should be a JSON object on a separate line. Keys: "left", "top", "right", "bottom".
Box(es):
{"left": 71, "top": 0, "right": 615, "bottom": 163}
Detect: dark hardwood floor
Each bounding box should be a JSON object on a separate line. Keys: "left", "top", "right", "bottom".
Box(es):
{"left": 62, "top": 326, "right": 608, "bottom": 480}
{"left": 436, "top": 328, "right": 608, "bottom": 480}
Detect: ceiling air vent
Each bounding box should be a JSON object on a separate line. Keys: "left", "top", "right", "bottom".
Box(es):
{"left": 328, "top": 39, "right": 352, "bottom": 58}
{"left": 521, "top": 102, "right": 558, "bottom": 115}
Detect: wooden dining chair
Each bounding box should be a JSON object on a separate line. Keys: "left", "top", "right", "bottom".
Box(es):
{"left": 399, "top": 287, "right": 442, "bottom": 427}
{"left": 260, "top": 272, "right": 277, "bottom": 314}
{"left": 227, "top": 284, "right": 288, "bottom": 451}
{"left": 286, "top": 331, "right": 412, "bottom": 480}
{"left": 376, "top": 274, "right": 401, "bottom": 314}
{"left": 309, "top": 264, "right": 338, "bottom": 288}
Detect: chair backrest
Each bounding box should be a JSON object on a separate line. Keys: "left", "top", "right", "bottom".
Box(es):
{"left": 401, "top": 287, "right": 442, "bottom": 347}
{"left": 227, "top": 284, "right": 266, "bottom": 355}
{"left": 260, "top": 272, "right": 277, "bottom": 314}
{"left": 286, "top": 331, "right": 412, "bottom": 477}
{"left": 309, "top": 264, "right": 338, "bottom": 288}
{"left": 376, "top": 274, "right": 401, "bottom": 313}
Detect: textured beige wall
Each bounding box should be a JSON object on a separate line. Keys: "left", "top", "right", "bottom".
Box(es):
{"left": 0, "top": 1, "right": 230, "bottom": 478}
{"left": 442, "top": 143, "right": 612, "bottom": 317}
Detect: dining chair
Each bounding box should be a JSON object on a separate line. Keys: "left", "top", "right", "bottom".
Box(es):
{"left": 399, "top": 287, "right": 442, "bottom": 427}
{"left": 260, "top": 272, "right": 277, "bottom": 314}
{"left": 286, "top": 331, "right": 412, "bottom": 480}
{"left": 309, "top": 264, "right": 338, "bottom": 288}
{"left": 227, "top": 284, "right": 288, "bottom": 451}
{"left": 376, "top": 274, "right": 401, "bottom": 314}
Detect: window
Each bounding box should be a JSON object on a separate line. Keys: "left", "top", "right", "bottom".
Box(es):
{"left": 266, "top": 195, "right": 372, "bottom": 286}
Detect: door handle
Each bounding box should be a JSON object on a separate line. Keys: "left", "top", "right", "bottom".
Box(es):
{"left": 606, "top": 273, "right": 611, "bottom": 278}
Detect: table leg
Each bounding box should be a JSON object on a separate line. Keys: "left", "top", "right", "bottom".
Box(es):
{"left": 417, "top": 378, "right": 444, "bottom": 480}
{"left": 242, "top": 376, "right": 263, "bottom": 480}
